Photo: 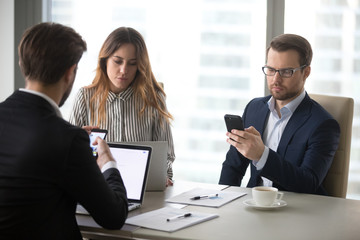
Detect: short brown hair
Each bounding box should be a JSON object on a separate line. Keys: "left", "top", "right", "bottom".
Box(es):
{"left": 18, "top": 22, "right": 87, "bottom": 85}
{"left": 266, "top": 34, "right": 312, "bottom": 66}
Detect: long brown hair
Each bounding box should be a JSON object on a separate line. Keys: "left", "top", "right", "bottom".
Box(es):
{"left": 87, "top": 27, "right": 173, "bottom": 126}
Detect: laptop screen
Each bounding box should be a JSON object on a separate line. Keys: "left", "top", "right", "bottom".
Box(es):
{"left": 108, "top": 143, "right": 151, "bottom": 202}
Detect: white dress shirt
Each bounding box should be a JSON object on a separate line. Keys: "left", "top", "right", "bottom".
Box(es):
{"left": 254, "top": 90, "right": 306, "bottom": 186}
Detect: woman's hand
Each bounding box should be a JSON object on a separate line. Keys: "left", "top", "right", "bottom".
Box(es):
{"left": 82, "top": 126, "right": 99, "bottom": 135}
{"left": 166, "top": 178, "right": 174, "bottom": 187}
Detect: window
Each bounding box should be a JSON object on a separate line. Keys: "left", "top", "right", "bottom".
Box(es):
{"left": 51, "top": 0, "right": 360, "bottom": 199}
{"left": 285, "top": 0, "right": 360, "bottom": 199}
{"left": 52, "top": 0, "right": 266, "bottom": 185}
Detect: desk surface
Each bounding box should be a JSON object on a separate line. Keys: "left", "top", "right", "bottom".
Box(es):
{"left": 77, "top": 181, "right": 360, "bottom": 240}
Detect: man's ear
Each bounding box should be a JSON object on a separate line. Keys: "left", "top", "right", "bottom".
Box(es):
{"left": 64, "top": 64, "right": 77, "bottom": 84}
{"left": 304, "top": 65, "right": 311, "bottom": 79}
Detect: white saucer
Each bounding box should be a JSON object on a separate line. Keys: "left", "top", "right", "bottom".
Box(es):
{"left": 243, "top": 199, "right": 287, "bottom": 210}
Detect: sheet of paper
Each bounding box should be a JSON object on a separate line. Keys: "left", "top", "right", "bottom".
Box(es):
{"left": 125, "top": 206, "right": 218, "bottom": 232}
{"left": 165, "top": 188, "right": 246, "bottom": 207}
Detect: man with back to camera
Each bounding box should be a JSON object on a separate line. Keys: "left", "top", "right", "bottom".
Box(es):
{"left": 219, "top": 34, "right": 340, "bottom": 195}
{"left": 0, "top": 22, "right": 128, "bottom": 239}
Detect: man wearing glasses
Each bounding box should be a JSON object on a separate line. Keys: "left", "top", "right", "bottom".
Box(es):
{"left": 219, "top": 34, "right": 340, "bottom": 195}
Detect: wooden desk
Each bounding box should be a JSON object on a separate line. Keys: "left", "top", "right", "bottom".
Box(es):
{"left": 77, "top": 181, "right": 360, "bottom": 240}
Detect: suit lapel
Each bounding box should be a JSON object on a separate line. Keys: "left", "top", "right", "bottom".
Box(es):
{"left": 248, "top": 98, "right": 270, "bottom": 187}
{"left": 250, "top": 98, "right": 270, "bottom": 136}
{"left": 277, "top": 95, "right": 312, "bottom": 155}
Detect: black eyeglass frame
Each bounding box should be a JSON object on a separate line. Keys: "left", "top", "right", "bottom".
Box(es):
{"left": 262, "top": 65, "right": 307, "bottom": 78}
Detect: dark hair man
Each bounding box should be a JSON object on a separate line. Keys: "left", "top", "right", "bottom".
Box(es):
{"left": 0, "top": 22, "right": 128, "bottom": 239}
{"left": 220, "top": 34, "right": 340, "bottom": 195}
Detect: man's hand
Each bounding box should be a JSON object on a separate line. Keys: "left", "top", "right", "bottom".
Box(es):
{"left": 226, "top": 126, "right": 265, "bottom": 161}
{"left": 92, "top": 137, "right": 115, "bottom": 169}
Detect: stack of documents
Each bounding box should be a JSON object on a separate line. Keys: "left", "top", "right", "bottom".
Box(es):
{"left": 165, "top": 188, "right": 246, "bottom": 207}
{"left": 125, "top": 206, "right": 218, "bottom": 232}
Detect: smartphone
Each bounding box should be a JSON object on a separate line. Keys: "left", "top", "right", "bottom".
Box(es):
{"left": 224, "top": 114, "right": 244, "bottom": 132}
{"left": 89, "top": 129, "right": 108, "bottom": 156}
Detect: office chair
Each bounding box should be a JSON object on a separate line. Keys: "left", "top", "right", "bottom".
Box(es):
{"left": 309, "top": 93, "right": 354, "bottom": 198}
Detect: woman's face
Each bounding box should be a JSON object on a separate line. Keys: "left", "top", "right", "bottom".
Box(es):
{"left": 106, "top": 43, "right": 138, "bottom": 94}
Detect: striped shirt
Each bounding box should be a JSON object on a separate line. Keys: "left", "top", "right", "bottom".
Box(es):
{"left": 69, "top": 86, "right": 175, "bottom": 179}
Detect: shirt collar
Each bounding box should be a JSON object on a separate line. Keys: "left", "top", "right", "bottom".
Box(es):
{"left": 107, "top": 85, "right": 134, "bottom": 103}
{"left": 267, "top": 89, "right": 306, "bottom": 114}
{"left": 19, "top": 88, "right": 62, "bottom": 118}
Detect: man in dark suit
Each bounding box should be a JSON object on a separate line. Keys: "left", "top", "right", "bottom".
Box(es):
{"left": 219, "top": 34, "right": 340, "bottom": 195}
{"left": 0, "top": 22, "right": 128, "bottom": 239}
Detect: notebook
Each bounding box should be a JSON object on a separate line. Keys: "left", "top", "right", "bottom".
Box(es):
{"left": 76, "top": 143, "right": 152, "bottom": 214}
{"left": 117, "top": 141, "right": 168, "bottom": 191}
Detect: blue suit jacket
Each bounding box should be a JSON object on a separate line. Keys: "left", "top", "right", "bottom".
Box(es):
{"left": 219, "top": 93, "right": 340, "bottom": 195}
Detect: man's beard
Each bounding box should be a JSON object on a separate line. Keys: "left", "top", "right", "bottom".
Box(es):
{"left": 270, "top": 88, "right": 299, "bottom": 101}
{"left": 59, "top": 68, "right": 76, "bottom": 107}
{"left": 59, "top": 80, "right": 74, "bottom": 107}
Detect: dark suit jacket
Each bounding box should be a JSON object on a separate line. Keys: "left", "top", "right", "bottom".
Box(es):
{"left": 0, "top": 90, "right": 128, "bottom": 239}
{"left": 219, "top": 93, "right": 340, "bottom": 195}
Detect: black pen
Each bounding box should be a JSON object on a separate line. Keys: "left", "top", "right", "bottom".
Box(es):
{"left": 166, "top": 213, "right": 192, "bottom": 222}
{"left": 190, "top": 193, "right": 218, "bottom": 200}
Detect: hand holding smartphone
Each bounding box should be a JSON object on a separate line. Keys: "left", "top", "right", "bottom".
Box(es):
{"left": 224, "top": 114, "right": 244, "bottom": 132}
{"left": 89, "top": 129, "right": 108, "bottom": 156}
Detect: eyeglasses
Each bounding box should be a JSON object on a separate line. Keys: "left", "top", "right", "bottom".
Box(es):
{"left": 262, "top": 65, "right": 307, "bottom": 78}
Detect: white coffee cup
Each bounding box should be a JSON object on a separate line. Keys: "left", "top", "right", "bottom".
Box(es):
{"left": 252, "top": 186, "right": 284, "bottom": 206}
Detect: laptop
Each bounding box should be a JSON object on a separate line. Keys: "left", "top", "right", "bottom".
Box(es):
{"left": 117, "top": 141, "right": 168, "bottom": 191}
{"left": 77, "top": 143, "right": 152, "bottom": 214}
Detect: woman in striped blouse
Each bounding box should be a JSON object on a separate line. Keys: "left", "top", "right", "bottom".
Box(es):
{"left": 69, "top": 27, "right": 175, "bottom": 186}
